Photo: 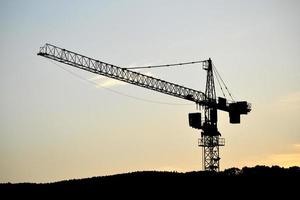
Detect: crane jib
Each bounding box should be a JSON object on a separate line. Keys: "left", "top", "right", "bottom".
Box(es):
{"left": 37, "top": 43, "right": 206, "bottom": 103}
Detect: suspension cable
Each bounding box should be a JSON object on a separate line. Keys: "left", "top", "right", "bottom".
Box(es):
{"left": 124, "top": 60, "right": 207, "bottom": 70}
{"left": 212, "top": 66, "right": 226, "bottom": 98}
{"left": 212, "top": 63, "right": 235, "bottom": 101}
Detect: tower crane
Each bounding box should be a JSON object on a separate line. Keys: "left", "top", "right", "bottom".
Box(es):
{"left": 37, "top": 43, "right": 251, "bottom": 172}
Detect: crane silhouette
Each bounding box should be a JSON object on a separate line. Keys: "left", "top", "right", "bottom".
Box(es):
{"left": 37, "top": 43, "right": 251, "bottom": 171}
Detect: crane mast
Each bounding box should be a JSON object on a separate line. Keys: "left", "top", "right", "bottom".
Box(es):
{"left": 37, "top": 43, "right": 251, "bottom": 172}
{"left": 198, "top": 59, "right": 224, "bottom": 171}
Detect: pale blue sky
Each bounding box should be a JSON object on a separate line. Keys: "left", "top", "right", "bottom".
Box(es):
{"left": 0, "top": 0, "right": 299, "bottom": 182}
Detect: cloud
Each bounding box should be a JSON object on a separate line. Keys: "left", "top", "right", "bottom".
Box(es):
{"left": 236, "top": 144, "right": 300, "bottom": 168}
{"left": 272, "top": 91, "right": 300, "bottom": 110}
{"left": 260, "top": 144, "right": 300, "bottom": 167}
{"left": 293, "top": 144, "right": 300, "bottom": 149}
{"left": 89, "top": 71, "right": 154, "bottom": 88}
{"left": 143, "top": 72, "right": 154, "bottom": 77}
{"left": 98, "top": 79, "right": 128, "bottom": 88}
{"left": 88, "top": 76, "right": 127, "bottom": 88}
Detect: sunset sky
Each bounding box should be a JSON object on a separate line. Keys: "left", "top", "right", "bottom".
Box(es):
{"left": 0, "top": 0, "right": 299, "bottom": 183}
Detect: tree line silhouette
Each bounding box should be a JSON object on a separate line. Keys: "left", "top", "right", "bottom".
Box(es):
{"left": 1, "top": 165, "right": 299, "bottom": 197}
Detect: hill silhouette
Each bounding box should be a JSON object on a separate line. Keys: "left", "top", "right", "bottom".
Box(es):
{"left": 1, "top": 165, "right": 299, "bottom": 197}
